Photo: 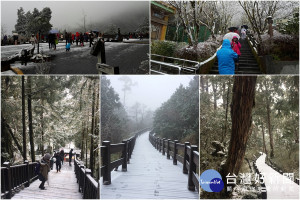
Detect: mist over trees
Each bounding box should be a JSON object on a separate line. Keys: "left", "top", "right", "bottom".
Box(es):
{"left": 15, "top": 7, "right": 52, "bottom": 36}
{"left": 101, "top": 76, "right": 153, "bottom": 143}
{"left": 152, "top": 76, "right": 199, "bottom": 145}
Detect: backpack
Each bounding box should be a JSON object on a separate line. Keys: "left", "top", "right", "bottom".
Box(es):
{"left": 34, "top": 162, "right": 41, "bottom": 175}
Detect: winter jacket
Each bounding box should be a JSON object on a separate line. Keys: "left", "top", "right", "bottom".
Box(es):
{"left": 40, "top": 158, "right": 50, "bottom": 180}
{"left": 231, "top": 40, "right": 241, "bottom": 55}
{"left": 217, "top": 39, "right": 238, "bottom": 75}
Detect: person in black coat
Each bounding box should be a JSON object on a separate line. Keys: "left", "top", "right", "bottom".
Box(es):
{"left": 69, "top": 149, "right": 73, "bottom": 166}
{"left": 54, "top": 152, "right": 62, "bottom": 172}
{"left": 60, "top": 149, "right": 65, "bottom": 165}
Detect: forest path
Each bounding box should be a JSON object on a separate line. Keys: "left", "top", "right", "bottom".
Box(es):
{"left": 100, "top": 131, "right": 199, "bottom": 199}
{"left": 256, "top": 153, "right": 299, "bottom": 199}
{"left": 12, "top": 163, "right": 82, "bottom": 199}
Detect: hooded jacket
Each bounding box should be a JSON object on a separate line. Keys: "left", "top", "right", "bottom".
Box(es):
{"left": 231, "top": 36, "right": 241, "bottom": 55}
{"left": 217, "top": 39, "right": 238, "bottom": 75}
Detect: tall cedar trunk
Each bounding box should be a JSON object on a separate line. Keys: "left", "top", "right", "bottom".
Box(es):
{"left": 261, "top": 122, "right": 268, "bottom": 155}
{"left": 80, "top": 86, "right": 85, "bottom": 159}
{"left": 222, "top": 81, "right": 230, "bottom": 143}
{"left": 2, "top": 116, "right": 23, "bottom": 157}
{"left": 200, "top": 77, "right": 205, "bottom": 91}
{"left": 266, "top": 100, "right": 274, "bottom": 158}
{"left": 90, "top": 80, "right": 96, "bottom": 176}
{"left": 27, "top": 77, "right": 35, "bottom": 161}
{"left": 22, "top": 76, "right": 27, "bottom": 161}
{"left": 94, "top": 82, "right": 100, "bottom": 180}
{"left": 212, "top": 82, "right": 217, "bottom": 111}
{"left": 41, "top": 99, "right": 44, "bottom": 156}
{"left": 223, "top": 76, "right": 257, "bottom": 178}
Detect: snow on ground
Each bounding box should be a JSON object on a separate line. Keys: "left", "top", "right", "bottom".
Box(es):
{"left": 100, "top": 132, "right": 199, "bottom": 199}
{"left": 1, "top": 39, "right": 149, "bottom": 74}
{"left": 256, "top": 153, "right": 299, "bottom": 199}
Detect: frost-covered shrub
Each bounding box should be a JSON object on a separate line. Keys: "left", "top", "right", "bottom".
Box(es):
{"left": 256, "top": 30, "right": 299, "bottom": 60}
{"left": 151, "top": 40, "right": 178, "bottom": 57}
{"left": 175, "top": 35, "right": 222, "bottom": 61}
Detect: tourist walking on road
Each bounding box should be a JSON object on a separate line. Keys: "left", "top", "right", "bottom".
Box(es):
{"left": 54, "top": 152, "right": 62, "bottom": 172}
{"left": 37, "top": 153, "right": 51, "bottom": 190}
{"left": 217, "top": 39, "right": 238, "bottom": 75}
{"left": 231, "top": 36, "right": 241, "bottom": 70}
{"left": 60, "top": 149, "right": 65, "bottom": 165}
{"left": 69, "top": 149, "right": 73, "bottom": 166}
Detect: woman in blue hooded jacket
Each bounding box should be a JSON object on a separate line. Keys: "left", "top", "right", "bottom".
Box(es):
{"left": 217, "top": 39, "right": 238, "bottom": 75}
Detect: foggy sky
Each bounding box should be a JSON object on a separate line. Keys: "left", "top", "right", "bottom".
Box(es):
{"left": 1, "top": 1, "right": 149, "bottom": 34}
{"left": 105, "top": 75, "right": 195, "bottom": 111}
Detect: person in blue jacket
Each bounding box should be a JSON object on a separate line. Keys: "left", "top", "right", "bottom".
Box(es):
{"left": 217, "top": 39, "right": 238, "bottom": 75}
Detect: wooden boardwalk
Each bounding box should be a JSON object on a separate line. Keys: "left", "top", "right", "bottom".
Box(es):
{"left": 256, "top": 153, "right": 299, "bottom": 199}
{"left": 100, "top": 132, "right": 199, "bottom": 199}
{"left": 12, "top": 163, "right": 82, "bottom": 199}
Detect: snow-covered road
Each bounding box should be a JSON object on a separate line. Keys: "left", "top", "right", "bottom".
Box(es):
{"left": 1, "top": 40, "right": 149, "bottom": 74}
{"left": 256, "top": 153, "right": 299, "bottom": 199}
{"left": 100, "top": 132, "right": 199, "bottom": 199}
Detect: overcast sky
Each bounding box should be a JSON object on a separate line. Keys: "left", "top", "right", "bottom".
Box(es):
{"left": 104, "top": 75, "right": 195, "bottom": 111}
{"left": 1, "top": 1, "right": 149, "bottom": 34}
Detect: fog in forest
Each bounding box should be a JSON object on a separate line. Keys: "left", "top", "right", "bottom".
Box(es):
{"left": 1, "top": 1, "right": 149, "bottom": 34}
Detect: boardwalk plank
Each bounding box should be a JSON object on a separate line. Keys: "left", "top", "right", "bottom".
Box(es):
{"left": 12, "top": 164, "right": 82, "bottom": 199}
{"left": 100, "top": 132, "right": 199, "bottom": 199}
{"left": 256, "top": 153, "right": 299, "bottom": 199}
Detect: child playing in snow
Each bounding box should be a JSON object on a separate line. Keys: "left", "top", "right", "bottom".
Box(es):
{"left": 231, "top": 36, "right": 241, "bottom": 70}
{"left": 66, "top": 43, "right": 71, "bottom": 52}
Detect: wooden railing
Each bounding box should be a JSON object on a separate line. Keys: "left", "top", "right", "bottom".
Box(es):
{"left": 74, "top": 155, "right": 99, "bottom": 199}
{"left": 149, "top": 133, "right": 199, "bottom": 193}
{"left": 100, "top": 128, "right": 150, "bottom": 185}
{"left": 1, "top": 161, "right": 38, "bottom": 199}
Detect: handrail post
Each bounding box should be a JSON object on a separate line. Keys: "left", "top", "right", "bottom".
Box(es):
{"left": 183, "top": 142, "right": 190, "bottom": 174}
{"left": 24, "top": 160, "right": 30, "bottom": 187}
{"left": 3, "top": 162, "right": 12, "bottom": 199}
{"left": 79, "top": 165, "right": 84, "bottom": 192}
{"left": 128, "top": 139, "right": 131, "bottom": 163}
{"left": 83, "top": 168, "right": 92, "bottom": 199}
{"left": 162, "top": 138, "right": 166, "bottom": 155}
{"left": 173, "top": 140, "right": 178, "bottom": 165}
{"left": 122, "top": 140, "right": 128, "bottom": 172}
{"left": 102, "top": 141, "right": 111, "bottom": 185}
{"left": 97, "top": 179, "right": 100, "bottom": 199}
{"left": 159, "top": 138, "right": 161, "bottom": 152}
{"left": 188, "top": 145, "right": 197, "bottom": 191}
{"left": 155, "top": 138, "right": 158, "bottom": 150}
{"left": 167, "top": 139, "right": 170, "bottom": 159}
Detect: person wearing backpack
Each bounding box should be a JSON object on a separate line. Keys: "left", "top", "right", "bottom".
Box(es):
{"left": 36, "top": 153, "right": 51, "bottom": 190}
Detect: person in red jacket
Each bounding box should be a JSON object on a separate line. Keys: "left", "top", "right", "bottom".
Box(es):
{"left": 231, "top": 36, "right": 241, "bottom": 70}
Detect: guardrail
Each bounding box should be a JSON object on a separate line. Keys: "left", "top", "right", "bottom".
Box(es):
{"left": 100, "top": 128, "right": 150, "bottom": 185}
{"left": 149, "top": 133, "right": 199, "bottom": 193}
{"left": 246, "top": 34, "right": 265, "bottom": 73}
{"left": 1, "top": 161, "right": 38, "bottom": 199}
{"left": 150, "top": 45, "right": 221, "bottom": 75}
{"left": 74, "top": 155, "right": 99, "bottom": 199}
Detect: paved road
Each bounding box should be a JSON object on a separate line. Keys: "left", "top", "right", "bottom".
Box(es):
{"left": 256, "top": 153, "right": 299, "bottom": 199}
{"left": 12, "top": 163, "right": 82, "bottom": 199}
{"left": 100, "top": 132, "right": 199, "bottom": 199}
{"left": 1, "top": 40, "right": 149, "bottom": 74}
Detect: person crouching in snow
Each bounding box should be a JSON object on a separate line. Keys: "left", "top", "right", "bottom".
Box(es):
{"left": 66, "top": 43, "right": 71, "bottom": 51}
{"left": 231, "top": 36, "right": 241, "bottom": 70}
{"left": 38, "top": 153, "right": 51, "bottom": 190}
{"left": 217, "top": 39, "right": 238, "bottom": 75}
